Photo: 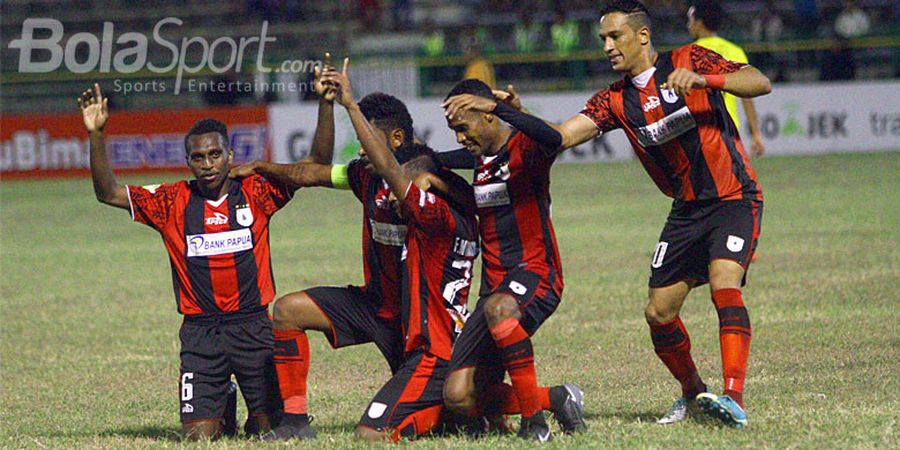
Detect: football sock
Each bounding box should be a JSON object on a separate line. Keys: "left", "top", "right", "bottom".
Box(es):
{"left": 649, "top": 316, "right": 707, "bottom": 398}
{"left": 490, "top": 318, "right": 541, "bottom": 418}
{"left": 712, "top": 288, "right": 751, "bottom": 408}
{"left": 476, "top": 383, "right": 552, "bottom": 415}
{"left": 273, "top": 328, "right": 310, "bottom": 415}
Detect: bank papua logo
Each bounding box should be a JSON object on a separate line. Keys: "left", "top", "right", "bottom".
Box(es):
{"left": 189, "top": 236, "right": 205, "bottom": 254}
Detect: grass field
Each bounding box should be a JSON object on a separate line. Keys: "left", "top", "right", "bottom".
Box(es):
{"left": 1, "top": 152, "right": 898, "bottom": 449}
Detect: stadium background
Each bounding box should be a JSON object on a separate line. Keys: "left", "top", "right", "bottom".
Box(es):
{"left": 1, "top": 0, "right": 897, "bottom": 448}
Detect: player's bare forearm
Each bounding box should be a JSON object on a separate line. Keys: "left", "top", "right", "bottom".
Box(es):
{"left": 345, "top": 103, "right": 409, "bottom": 198}
{"left": 248, "top": 161, "right": 334, "bottom": 188}
{"left": 305, "top": 97, "right": 335, "bottom": 164}
{"left": 742, "top": 98, "right": 766, "bottom": 157}
{"left": 554, "top": 115, "right": 601, "bottom": 149}
{"left": 723, "top": 66, "right": 772, "bottom": 98}
{"left": 88, "top": 130, "right": 129, "bottom": 209}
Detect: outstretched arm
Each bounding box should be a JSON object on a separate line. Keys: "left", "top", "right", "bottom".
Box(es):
{"left": 304, "top": 53, "right": 338, "bottom": 164}
{"left": 442, "top": 94, "right": 563, "bottom": 150}
{"left": 322, "top": 61, "right": 410, "bottom": 198}
{"left": 79, "top": 83, "right": 129, "bottom": 210}
{"left": 741, "top": 98, "right": 765, "bottom": 157}
{"left": 229, "top": 160, "right": 335, "bottom": 188}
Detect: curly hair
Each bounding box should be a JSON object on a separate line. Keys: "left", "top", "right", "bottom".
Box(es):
{"left": 358, "top": 92, "right": 414, "bottom": 146}
{"left": 184, "top": 118, "right": 228, "bottom": 153}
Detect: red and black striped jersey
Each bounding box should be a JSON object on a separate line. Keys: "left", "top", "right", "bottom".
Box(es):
{"left": 473, "top": 131, "right": 564, "bottom": 300}
{"left": 400, "top": 178, "right": 479, "bottom": 360}
{"left": 347, "top": 159, "right": 405, "bottom": 321}
{"left": 127, "top": 175, "right": 294, "bottom": 316}
{"left": 580, "top": 44, "right": 763, "bottom": 203}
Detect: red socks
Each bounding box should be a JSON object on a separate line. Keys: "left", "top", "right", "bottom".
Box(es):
{"left": 712, "top": 288, "right": 752, "bottom": 407}
{"left": 475, "top": 382, "right": 552, "bottom": 416}
{"left": 649, "top": 317, "right": 706, "bottom": 398}
{"left": 273, "top": 329, "right": 310, "bottom": 414}
{"left": 490, "top": 318, "right": 540, "bottom": 418}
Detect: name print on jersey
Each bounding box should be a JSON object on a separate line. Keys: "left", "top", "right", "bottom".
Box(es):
{"left": 636, "top": 106, "right": 697, "bottom": 147}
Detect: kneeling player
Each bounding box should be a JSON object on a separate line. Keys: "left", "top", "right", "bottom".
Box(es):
{"left": 80, "top": 85, "right": 285, "bottom": 440}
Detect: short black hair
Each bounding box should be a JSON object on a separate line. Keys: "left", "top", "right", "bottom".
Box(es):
{"left": 184, "top": 118, "right": 228, "bottom": 153}
{"left": 445, "top": 78, "right": 494, "bottom": 101}
{"left": 358, "top": 93, "right": 414, "bottom": 146}
{"left": 394, "top": 142, "right": 437, "bottom": 167}
{"left": 690, "top": 0, "right": 723, "bottom": 31}
{"left": 601, "top": 0, "right": 652, "bottom": 31}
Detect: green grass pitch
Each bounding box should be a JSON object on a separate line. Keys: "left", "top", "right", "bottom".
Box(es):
{"left": 1, "top": 152, "right": 898, "bottom": 449}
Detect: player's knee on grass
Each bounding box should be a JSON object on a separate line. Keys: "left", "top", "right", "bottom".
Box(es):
{"left": 443, "top": 369, "right": 477, "bottom": 415}
{"left": 708, "top": 259, "right": 745, "bottom": 291}
{"left": 272, "top": 291, "right": 330, "bottom": 331}
{"left": 182, "top": 420, "right": 223, "bottom": 441}
{"left": 482, "top": 294, "right": 521, "bottom": 327}
{"left": 355, "top": 424, "right": 391, "bottom": 442}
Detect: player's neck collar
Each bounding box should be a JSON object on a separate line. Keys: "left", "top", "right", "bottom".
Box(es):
{"left": 631, "top": 66, "right": 657, "bottom": 88}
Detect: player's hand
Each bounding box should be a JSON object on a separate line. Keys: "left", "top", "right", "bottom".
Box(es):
{"left": 442, "top": 94, "right": 497, "bottom": 119}
{"left": 77, "top": 83, "right": 108, "bottom": 133}
{"left": 751, "top": 133, "right": 765, "bottom": 157}
{"left": 660, "top": 68, "right": 706, "bottom": 97}
{"left": 492, "top": 84, "right": 522, "bottom": 111}
{"left": 314, "top": 52, "right": 337, "bottom": 102}
{"left": 320, "top": 58, "right": 353, "bottom": 107}
{"left": 228, "top": 161, "right": 258, "bottom": 179}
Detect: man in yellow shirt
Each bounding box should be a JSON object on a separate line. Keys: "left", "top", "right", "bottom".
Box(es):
{"left": 688, "top": 1, "right": 766, "bottom": 157}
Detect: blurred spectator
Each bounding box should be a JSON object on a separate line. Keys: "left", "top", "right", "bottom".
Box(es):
{"left": 463, "top": 44, "right": 496, "bottom": 88}
{"left": 820, "top": 38, "right": 856, "bottom": 80}
{"left": 514, "top": 11, "right": 544, "bottom": 53}
{"left": 794, "top": 0, "right": 819, "bottom": 37}
{"left": 359, "top": 0, "right": 381, "bottom": 31}
{"left": 550, "top": 10, "right": 579, "bottom": 57}
{"left": 392, "top": 0, "right": 412, "bottom": 31}
{"left": 247, "top": 0, "right": 280, "bottom": 23}
{"left": 422, "top": 19, "right": 445, "bottom": 57}
{"left": 834, "top": 0, "right": 871, "bottom": 39}
{"left": 752, "top": 0, "right": 786, "bottom": 82}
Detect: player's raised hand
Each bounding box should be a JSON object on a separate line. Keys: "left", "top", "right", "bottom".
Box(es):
{"left": 751, "top": 133, "right": 765, "bottom": 157}
{"left": 442, "top": 94, "right": 497, "bottom": 119}
{"left": 228, "top": 161, "right": 258, "bottom": 179}
{"left": 661, "top": 68, "right": 706, "bottom": 97}
{"left": 492, "top": 84, "right": 522, "bottom": 111}
{"left": 320, "top": 58, "right": 354, "bottom": 107}
{"left": 314, "top": 52, "right": 337, "bottom": 102}
{"left": 77, "top": 83, "right": 108, "bottom": 133}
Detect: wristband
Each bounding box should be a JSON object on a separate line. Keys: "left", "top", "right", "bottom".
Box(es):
{"left": 330, "top": 164, "right": 350, "bottom": 190}
{"left": 704, "top": 74, "right": 726, "bottom": 90}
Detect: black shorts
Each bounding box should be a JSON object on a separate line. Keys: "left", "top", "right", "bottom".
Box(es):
{"left": 449, "top": 269, "right": 561, "bottom": 373}
{"left": 649, "top": 199, "right": 763, "bottom": 288}
{"left": 179, "top": 307, "right": 281, "bottom": 423}
{"left": 306, "top": 285, "right": 404, "bottom": 373}
{"left": 358, "top": 351, "right": 450, "bottom": 440}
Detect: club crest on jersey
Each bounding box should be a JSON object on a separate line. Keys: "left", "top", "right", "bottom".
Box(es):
{"left": 495, "top": 161, "right": 511, "bottom": 181}
{"left": 643, "top": 96, "right": 661, "bottom": 112}
{"left": 235, "top": 204, "right": 253, "bottom": 227}
{"left": 660, "top": 88, "right": 679, "bottom": 104}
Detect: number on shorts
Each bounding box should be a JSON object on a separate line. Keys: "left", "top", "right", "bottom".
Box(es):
{"left": 651, "top": 242, "right": 668, "bottom": 269}
{"left": 181, "top": 372, "right": 194, "bottom": 401}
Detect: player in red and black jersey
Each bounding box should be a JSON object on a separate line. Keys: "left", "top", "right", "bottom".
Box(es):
{"left": 547, "top": 0, "right": 771, "bottom": 427}
{"left": 325, "top": 66, "right": 481, "bottom": 441}
{"left": 228, "top": 60, "right": 435, "bottom": 441}
{"left": 441, "top": 79, "right": 586, "bottom": 441}
{"left": 80, "top": 84, "right": 293, "bottom": 440}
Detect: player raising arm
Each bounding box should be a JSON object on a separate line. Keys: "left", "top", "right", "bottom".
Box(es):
{"left": 81, "top": 83, "right": 291, "bottom": 440}
{"left": 323, "top": 63, "right": 481, "bottom": 443}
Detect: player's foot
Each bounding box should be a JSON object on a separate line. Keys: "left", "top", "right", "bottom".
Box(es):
{"left": 517, "top": 412, "right": 553, "bottom": 442}
{"left": 549, "top": 384, "right": 587, "bottom": 433}
{"left": 656, "top": 397, "right": 700, "bottom": 425}
{"left": 696, "top": 393, "right": 748, "bottom": 428}
{"left": 223, "top": 382, "right": 238, "bottom": 437}
{"left": 260, "top": 414, "right": 316, "bottom": 441}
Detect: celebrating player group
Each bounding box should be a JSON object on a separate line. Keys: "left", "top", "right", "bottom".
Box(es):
{"left": 81, "top": 0, "right": 770, "bottom": 443}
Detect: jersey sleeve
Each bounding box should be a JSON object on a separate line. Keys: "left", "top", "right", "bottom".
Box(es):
{"left": 401, "top": 184, "right": 455, "bottom": 237}
{"left": 127, "top": 182, "right": 181, "bottom": 231}
{"left": 247, "top": 175, "right": 296, "bottom": 217}
{"left": 435, "top": 148, "right": 477, "bottom": 170}
{"left": 690, "top": 44, "right": 747, "bottom": 75}
{"left": 346, "top": 159, "right": 369, "bottom": 202}
{"left": 579, "top": 88, "right": 618, "bottom": 132}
